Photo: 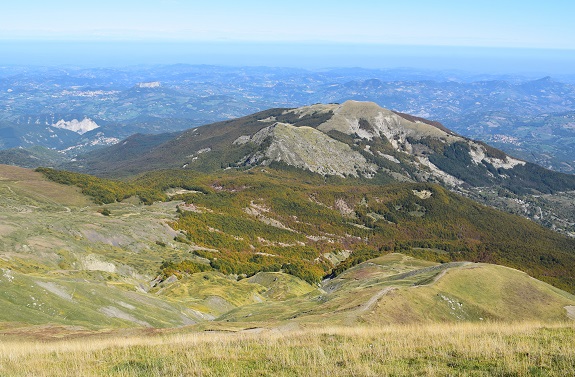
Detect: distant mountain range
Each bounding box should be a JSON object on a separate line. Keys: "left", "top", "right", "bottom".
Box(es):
{"left": 0, "top": 65, "right": 574, "bottom": 172}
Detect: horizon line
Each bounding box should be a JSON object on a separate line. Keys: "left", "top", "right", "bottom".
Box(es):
{"left": 0, "top": 39, "right": 575, "bottom": 52}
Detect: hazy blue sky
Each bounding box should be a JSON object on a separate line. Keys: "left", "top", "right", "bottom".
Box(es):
{"left": 1, "top": 0, "right": 575, "bottom": 72}
{"left": 2, "top": 0, "right": 574, "bottom": 48}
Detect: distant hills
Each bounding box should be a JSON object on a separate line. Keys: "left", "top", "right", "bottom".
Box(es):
{"left": 0, "top": 65, "right": 574, "bottom": 172}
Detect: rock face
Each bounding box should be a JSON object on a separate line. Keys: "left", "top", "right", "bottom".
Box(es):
{"left": 52, "top": 118, "right": 100, "bottom": 135}
{"left": 243, "top": 122, "right": 377, "bottom": 178}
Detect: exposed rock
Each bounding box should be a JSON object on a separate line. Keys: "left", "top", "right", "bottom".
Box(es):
{"left": 412, "top": 190, "right": 433, "bottom": 200}
{"left": 136, "top": 81, "right": 161, "bottom": 88}
{"left": 468, "top": 141, "right": 525, "bottom": 169}
{"left": 36, "top": 281, "right": 74, "bottom": 302}
{"left": 233, "top": 135, "right": 251, "bottom": 145}
{"left": 81, "top": 254, "right": 116, "bottom": 273}
{"left": 52, "top": 118, "right": 99, "bottom": 135}
{"left": 99, "top": 306, "right": 151, "bottom": 327}
{"left": 245, "top": 122, "right": 377, "bottom": 178}
{"left": 334, "top": 198, "right": 355, "bottom": 217}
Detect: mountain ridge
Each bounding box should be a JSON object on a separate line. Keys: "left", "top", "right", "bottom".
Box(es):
{"left": 72, "top": 100, "right": 575, "bottom": 194}
{"left": 65, "top": 101, "right": 575, "bottom": 237}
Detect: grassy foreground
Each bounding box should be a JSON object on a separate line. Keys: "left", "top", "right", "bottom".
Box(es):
{"left": 1, "top": 322, "right": 574, "bottom": 376}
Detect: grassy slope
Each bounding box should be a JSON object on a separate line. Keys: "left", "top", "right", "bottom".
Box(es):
{"left": 219, "top": 253, "right": 575, "bottom": 325}
{"left": 3, "top": 163, "right": 575, "bottom": 330}
{"left": 0, "top": 269, "right": 201, "bottom": 328}
{"left": 0, "top": 165, "right": 212, "bottom": 328}
{"left": 365, "top": 258, "right": 575, "bottom": 324}
{"left": 0, "top": 165, "right": 186, "bottom": 277}
{"left": 0, "top": 165, "right": 321, "bottom": 327}
{"left": 1, "top": 322, "right": 574, "bottom": 376}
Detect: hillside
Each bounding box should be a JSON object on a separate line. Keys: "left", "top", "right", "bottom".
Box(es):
{"left": 220, "top": 253, "right": 575, "bottom": 325}
{"left": 34, "top": 166, "right": 575, "bottom": 291}
{"left": 2, "top": 163, "right": 575, "bottom": 330}
{"left": 72, "top": 101, "right": 575, "bottom": 236}
{"left": 0, "top": 146, "right": 68, "bottom": 169}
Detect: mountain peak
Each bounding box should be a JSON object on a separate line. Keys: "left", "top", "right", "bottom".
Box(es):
{"left": 317, "top": 100, "right": 456, "bottom": 147}
{"left": 75, "top": 101, "right": 575, "bottom": 198}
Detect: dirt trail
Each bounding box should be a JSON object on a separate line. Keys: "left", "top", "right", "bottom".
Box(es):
{"left": 360, "top": 287, "right": 395, "bottom": 313}
{"left": 359, "top": 262, "right": 471, "bottom": 314}
{"left": 423, "top": 262, "right": 472, "bottom": 286}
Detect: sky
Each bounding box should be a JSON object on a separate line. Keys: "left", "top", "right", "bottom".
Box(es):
{"left": 1, "top": 0, "right": 575, "bottom": 72}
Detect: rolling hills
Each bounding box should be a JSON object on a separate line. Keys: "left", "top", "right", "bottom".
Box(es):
{"left": 219, "top": 253, "right": 575, "bottom": 325}
{"left": 2, "top": 162, "right": 575, "bottom": 331}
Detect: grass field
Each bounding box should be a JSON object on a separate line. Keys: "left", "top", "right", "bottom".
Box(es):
{"left": 0, "top": 322, "right": 573, "bottom": 376}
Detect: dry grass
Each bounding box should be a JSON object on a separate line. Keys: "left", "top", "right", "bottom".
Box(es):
{"left": 1, "top": 321, "right": 574, "bottom": 376}
{"left": 0, "top": 164, "right": 91, "bottom": 207}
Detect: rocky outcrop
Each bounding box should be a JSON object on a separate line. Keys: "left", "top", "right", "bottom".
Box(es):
{"left": 317, "top": 101, "right": 458, "bottom": 147}
{"left": 52, "top": 117, "right": 100, "bottom": 135}
{"left": 243, "top": 122, "right": 377, "bottom": 178}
